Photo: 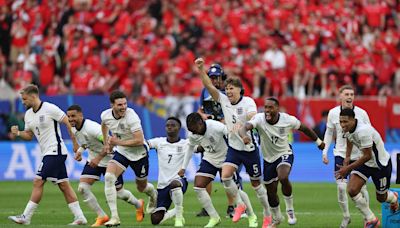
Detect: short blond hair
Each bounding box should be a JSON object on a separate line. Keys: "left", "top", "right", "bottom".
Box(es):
{"left": 339, "top": 85, "right": 354, "bottom": 94}
{"left": 20, "top": 84, "right": 39, "bottom": 95}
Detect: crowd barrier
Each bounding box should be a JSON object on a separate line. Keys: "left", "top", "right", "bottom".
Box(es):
{"left": 1, "top": 142, "right": 398, "bottom": 183}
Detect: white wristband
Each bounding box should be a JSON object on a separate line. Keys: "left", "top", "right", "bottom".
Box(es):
{"left": 315, "top": 138, "right": 323, "bottom": 146}
{"left": 77, "top": 147, "right": 84, "bottom": 153}
{"left": 17, "top": 131, "right": 20, "bottom": 136}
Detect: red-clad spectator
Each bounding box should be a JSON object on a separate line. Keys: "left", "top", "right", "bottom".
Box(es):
{"left": 362, "top": 0, "right": 387, "bottom": 29}
{"left": 362, "top": 77, "right": 378, "bottom": 96}
{"left": 12, "top": 55, "right": 32, "bottom": 91}
{"left": 375, "top": 51, "right": 395, "bottom": 86}
{"left": 10, "top": 17, "right": 29, "bottom": 63}
{"left": 71, "top": 65, "right": 92, "bottom": 95}
{"left": 37, "top": 52, "right": 55, "bottom": 88}
{"left": 46, "top": 75, "right": 69, "bottom": 96}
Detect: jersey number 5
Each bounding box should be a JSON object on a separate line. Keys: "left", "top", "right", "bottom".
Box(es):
{"left": 232, "top": 115, "right": 237, "bottom": 124}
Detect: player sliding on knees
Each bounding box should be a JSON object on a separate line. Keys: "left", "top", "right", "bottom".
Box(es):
{"left": 67, "top": 104, "right": 142, "bottom": 227}
{"left": 181, "top": 112, "right": 257, "bottom": 227}
{"left": 147, "top": 117, "right": 188, "bottom": 227}
{"left": 239, "top": 97, "right": 325, "bottom": 226}
{"left": 195, "top": 58, "right": 273, "bottom": 228}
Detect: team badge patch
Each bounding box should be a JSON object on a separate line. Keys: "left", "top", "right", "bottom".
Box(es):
{"left": 279, "top": 127, "right": 285, "bottom": 135}
{"left": 177, "top": 146, "right": 183, "bottom": 152}
{"left": 120, "top": 124, "right": 125, "bottom": 130}
{"left": 39, "top": 115, "right": 45, "bottom": 123}
{"left": 209, "top": 136, "right": 215, "bottom": 143}
{"left": 237, "top": 107, "right": 243, "bottom": 115}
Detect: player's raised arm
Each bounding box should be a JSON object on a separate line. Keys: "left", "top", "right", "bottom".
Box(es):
{"left": 298, "top": 123, "right": 325, "bottom": 150}
{"left": 195, "top": 58, "right": 220, "bottom": 102}
{"left": 239, "top": 122, "right": 254, "bottom": 144}
{"left": 10, "top": 125, "right": 34, "bottom": 141}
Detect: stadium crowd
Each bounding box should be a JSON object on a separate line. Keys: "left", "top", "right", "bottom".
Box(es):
{"left": 1, "top": 0, "right": 400, "bottom": 105}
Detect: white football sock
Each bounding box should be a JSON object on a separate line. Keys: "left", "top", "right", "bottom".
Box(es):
{"left": 68, "top": 201, "right": 85, "bottom": 219}
{"left": 78, "top": 182, "right": 106, "bottom": 217}
{"left": 337, "top": 180, "right": 350, "bottom": 218}
{"left": 143, "top": 183, "right": 157, "bottom": 200}
{"left": 104, "top": 172, "right": 118, "bottom": 218}
{"left": 271, "top": 205, "right": 283, "bottom": 221}
{"left": 222, "top": 177, "right": 243, "bottom": 205}
{"left": 283, "top": 194, "right": 294, "bottom": 212}
{"left": 194, "top": 187, "right": 219, "bottom": 219}
{"left": 351, "top": 193, "right": 375, "bottom": 222}
{"left": 160, "top": 208, "right": 176, "bottom": 224}
{"left": 117, "top": 188, "right": 141, "bottom": 208}
{"left": 171, "top": 187, "right": 184, "bottom": 219}
{"left": 361, "top": 184, "right": 370, "bottom": 205}
{"left": 23, "top": 201, "right": 38, "bottom": 221}
{"left": 253, "top": 184, "right": 271, "bottom": 217}
{"left": 239, "top": 189, "right": 255, "bottom": 216}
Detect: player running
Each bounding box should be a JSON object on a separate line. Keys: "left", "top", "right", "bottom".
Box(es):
{"left": 101, "top": 91, "right": 157, "bottom": 226}
{"left": 67, "top": 104, "right": 143, "bottom": 227}
{"left": 336, "top": 108, "right": 398, "bottom": 228}
{"left": 181, "top": 112, "right": 257, "bottom": 227}
{"left": 322, "top": 85, "right": 371, "bottom": 228}
{"left": 8, "top": 85, "right": 87, "bottom": 225}
{"left": 239, "top": 97, "right": 325, "bottom": 226}
{"left": 195, "top": 58, "right": 273, "bottom": 228}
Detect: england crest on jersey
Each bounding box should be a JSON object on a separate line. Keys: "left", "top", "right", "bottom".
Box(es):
{"left": 237, "top": 107, "right": 243, "bottom": 115}
{"left": 279, "top": 127, "right": 285, "bottom": 135}
{"left": 209, "top": 136, "right": 215, "bottom": 143}
{"left": 177, "top": 146, "right": 183, "bottom": 153}
{"left": 39, "top": 115, "right": 45, "bottom": 123}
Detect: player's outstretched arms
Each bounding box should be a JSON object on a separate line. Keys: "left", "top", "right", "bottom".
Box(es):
{"left": 195, "top": 58, "right": 220, "bottom": 101}
{"left": 298, "top": 123, "right": 325, "bottom": 150}
{"left": 10, "top": 125, "right": 34, "bottom": 141}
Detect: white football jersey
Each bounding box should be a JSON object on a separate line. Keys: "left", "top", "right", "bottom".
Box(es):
{"left": 147, "top": 137, "right": 188, "bottom": 189}
{"left": 72, "top": 119, "right": 112, "bottom": 167}
{"left": 345, "top": 121, "right": 390, "bottom": 168}
{"left": 326, "top": 106, "right": 370, "bottom": 160}
{"left": 24, "top": 102, "right": 68, "bottom": 156}
{"left": 187, "top": 120, "right": 229, "bottom": 168}
{"left": 248, "top": 112, "right": 301, "bottom": 162}
{"left": 101, "top": 108, "right": 147, "bottom": 161}
{"left": 218, "top": 92, "right": 257, "bottom": 152}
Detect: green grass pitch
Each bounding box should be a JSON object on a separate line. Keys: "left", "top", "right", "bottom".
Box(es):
{"left": 0, "top": 181, "right": 392, "bottom": 227}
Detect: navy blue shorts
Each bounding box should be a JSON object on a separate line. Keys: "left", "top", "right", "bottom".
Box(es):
{"left": 351, "top": 160, "right": 392, "bottom": 194}
{"left": 263, "top": 154, "right": 294, "bottom": 184}
{"left": 81, "top": 162, "right": 124, "bottom": 188}
{"left": 111, "top": 152, "right": 149, "bottom": 180}
{"left": 334, "top": 156, "right": 356, "bottom": 180}
{"left": 197, "top": 159, "right": 243, "bottom": 189}
{"left": 224, "top": 146, "right": 261, "bottom": 180}
{"left": 35, "top": 155, "right": 68, "bottom": 184}
{"left": 154, "top": 178, "right": 188, "bottom": 212}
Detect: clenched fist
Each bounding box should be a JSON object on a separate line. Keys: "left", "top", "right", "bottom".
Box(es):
{"left": 195, "top": 58, "right": 205, "bottom": 70}
{"left": 11, "top": 125, "right": 19, "bottom": 136}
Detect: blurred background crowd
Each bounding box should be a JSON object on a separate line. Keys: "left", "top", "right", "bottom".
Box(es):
{"left": 1, "top": 0, "right": 400, "bottom": 105}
